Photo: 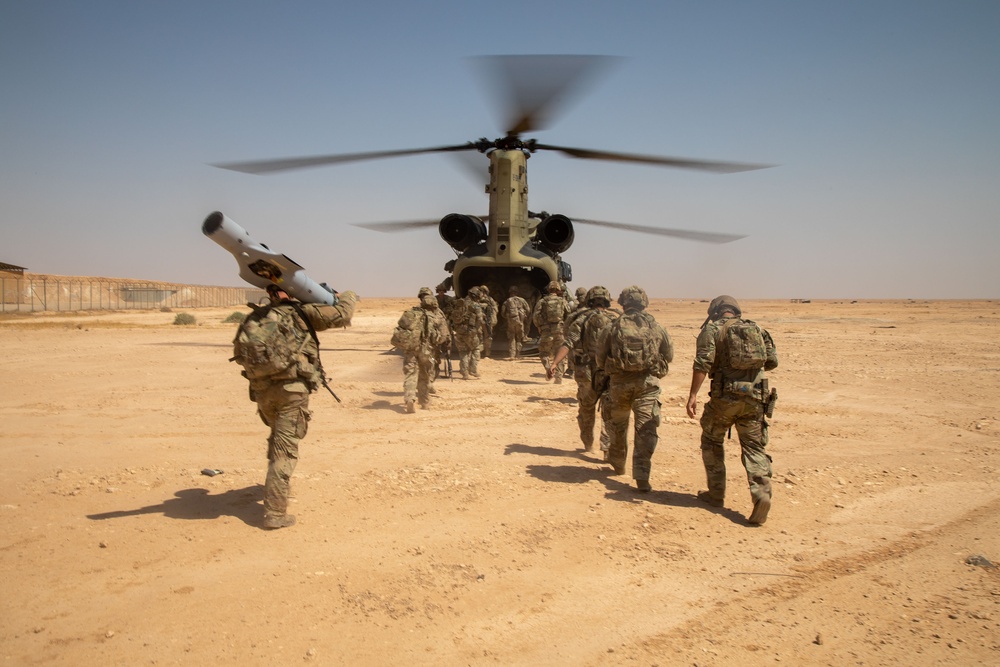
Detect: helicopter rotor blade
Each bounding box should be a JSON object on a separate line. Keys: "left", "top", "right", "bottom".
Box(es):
{"left": 353, "top": 214, "right": 491, "bottom": 234}
{"left": 572, "top": 218, "right": 746, "bottom": 244}
{"left": 212, "top": 143, "right": 478, "bottom": 175}
{"left": 351, "top": 219, "right": 442, "bottom": 233}
{"left": 531, "top": 143, "right": 773, "bottom": 174}
{"left": 470, "top": 55, "right": 621, "bottom": 136}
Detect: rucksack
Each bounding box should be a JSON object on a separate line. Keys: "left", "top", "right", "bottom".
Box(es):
{"left": 541, "top": 296, "right": 565, "bottom": 325}
{"left": 449, "top": 299, "right": 481, "bottom": 336}
{"left": 391, "top": 308, "right": 429, "bottom": 352}
{"left": 581, "top": 309, "right": 616, "bottom": 360}
{"left": 719, "top": 318, "right": 767, "bottom": 370}
{"left": 232, "top": 304, "right": 310, "bottom": 380}
{"left": 607, "top": 312, "right": 664, "bottom": 377}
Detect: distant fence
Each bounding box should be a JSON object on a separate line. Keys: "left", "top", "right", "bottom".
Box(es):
{"left": 0, "top": 276, "right": 265, "bottom": 313}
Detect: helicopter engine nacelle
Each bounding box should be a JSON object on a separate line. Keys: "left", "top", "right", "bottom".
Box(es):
{"left": 439, "top": 214, "right": 487, "bottom": 252}
{"left": 536, "top": 214, "right": 575, "bottom": 254}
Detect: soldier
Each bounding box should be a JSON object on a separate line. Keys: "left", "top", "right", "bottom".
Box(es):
{"left": 532, "top": 280, "right": 571, "bottom": 383}
{"left": 563, "top": 285, "right": 590, "bottom": 377}
{"left": 473, "top": 286, "right": 499, "bottom": 358}
{"left": 595, "top": 286, "right": 673, "bottom": 493}
{"left": 500, "top": 286, "right": 531, "bottom": 359}
{"left": 548, "top": 286, "right": 619, "bottom": 452}
{"left": 448, "top": 292, "right": 486, "bottom": 380}
{"left": 434, "top": 282, "right": 456, "bottom": 379}
{"left": 435, "top": 282, "right": 456, "bottom": 320}
{"left": 686, "top": 295, "right": 778, "bottom": 525}
{"left": 232, "top": 283, "right": 358, "bottom": 530}
{"left": 392, "top": 287, "right": 450, "bottom": 413}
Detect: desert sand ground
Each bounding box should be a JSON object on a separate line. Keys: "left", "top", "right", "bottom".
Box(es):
{"left": 2, "top": 297, "right": 999, "bottom": 666}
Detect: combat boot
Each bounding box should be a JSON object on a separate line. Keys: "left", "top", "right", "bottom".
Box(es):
{"left": 635, "top": 479, "right": 652, "bottom": 493}
{"left": 263, "top": 513, "right": 296, "bottom": 530}
{"left": 405, "top": 401, "right": 416, "bottom": 413}
{"left": 748, "top": 496, "right": 771, "bottom": 525}
{"left": 747, "top": 478, "right": 772, "bottom": 525}
{"left": 697, "top": 491, "right": 724, "bottom": 507}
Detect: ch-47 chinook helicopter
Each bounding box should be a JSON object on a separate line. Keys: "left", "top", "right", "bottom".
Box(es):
{"left": 212, "top": 55, "right": 771, "bottom": 313}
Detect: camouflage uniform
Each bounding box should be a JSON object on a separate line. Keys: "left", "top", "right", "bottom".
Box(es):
{"left": 532, "top": 281, "right": 571, "bottom": 383}
{"left": 448, "top": 296, "right": 485, "bottom": 379}
{"left": 434, "top": 285, "right": 456, "bottom": 379}
{"left": 560, "top": 286, "right": 619, "bottom": 451}
{"left": 595, "top": 286, "right": 673, "bottom": 492}
{"left": 246, "top": 288, "right": 357, "bottom": 528}
{"left": 692, "top": 295, "right": 778, "bottom": 523}
{"left": 500, "top": 289, "right": 531, "bottom": 359}
{"left": 564, "top": 286, "right": 589, "bottom": 376}
{"left": 473, "top": 286, "right": 499, "bottom": 358}
{"left": 397, "top": 288, "right": 450, "bottom": 412}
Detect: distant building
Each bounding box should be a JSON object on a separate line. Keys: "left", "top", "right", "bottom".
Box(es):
{"left": 1, "top": 262, "right": 27, "bottom": 305}
{"left": 0, "top": 262, "right": 26, "bottom": 276}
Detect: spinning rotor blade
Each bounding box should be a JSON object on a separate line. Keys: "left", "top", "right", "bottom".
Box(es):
{"left": 471, "top": 55, "right": 621, "bottom": 135}
{"left": 213, "top": 143, "right": 477, "bottom": 175}
{"left": 572, "top": 218, "right": 746, "bottom": 244}
{"left": 352, "top": 219, "right": 442, "bottom": 233}
{"left": 532, "top": 144, "right": 773, "bottom": 174}
{"left": 354, "top": 214, "right": 491, "bottom": 233}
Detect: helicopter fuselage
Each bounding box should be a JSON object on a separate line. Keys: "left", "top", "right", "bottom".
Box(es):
{"left": 448, "top": 148, "right": 570, "bottom": 309}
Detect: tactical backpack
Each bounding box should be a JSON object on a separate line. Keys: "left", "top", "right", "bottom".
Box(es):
{"left": 450, "top": 299, "right": 480, "bottom": 336}
{"left": 718, "top": 318, "right": 767, "bottom": 370}
{"left": 391, "top": 308, "right": 429, "bottom": 352}
{"left": 540, "top": 296, "right": 565, "bottom": 325}
{"left": 606, "top": 312, "right": 665, "bottom": 377}
{"left": 581, "top": 309, "right": 616, "bottom": 361}
{"left": 232, "top": 304, "right": 310, "bottom": 380}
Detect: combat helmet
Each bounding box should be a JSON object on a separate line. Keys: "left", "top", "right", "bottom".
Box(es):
{"left": 575, "top": 286, "right": 588, "bottom": 302}
{"left": 708, "top": 294, "right": 742, "bottom": 319}
{"left": 617, "top": 285, "right": 649, "bottom": 311}
{"left": 546, "top": 280, "right": 562, "bottom": 295}
{"left": 418, "top": 286, "right": 434, "bottom": 298}
{"left": 587, "top": 285, "right": 612, "bottom": 308}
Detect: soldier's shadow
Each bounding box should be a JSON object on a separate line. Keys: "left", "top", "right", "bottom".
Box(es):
{"left": 86, "top": 485, "right": 264, "bottom": 527}
{"left": 526, "top": 395, "right": 577, "bottom": 405}
{"left": 504, "top": 443, "right": 583, "bottom": 458}
{"left": 523, "top": 463, "right": 748, "bottom": 525}
{"left": 364, "top": 391, "right": 409, "bottom": 413}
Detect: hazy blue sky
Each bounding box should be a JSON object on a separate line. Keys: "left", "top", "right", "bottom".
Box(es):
{"left": 2, "top": 1, "right": 998, "bottom": 298}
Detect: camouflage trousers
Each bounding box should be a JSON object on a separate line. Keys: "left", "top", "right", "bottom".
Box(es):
{"left": 455, "top": 334, "right": 481, "bottom": 378}
{"left": 403, "top": 350, "right": 435, "bottom": 406}
{"left": 606, "top": 374, "right": 661, "bottom": 482}
{"left": 255, "top": 383, "right": 311, "bottom": 518}
{"left": 699, "top": 395, "right": 772, "bottom": 507}
{"left": 481, "top": 324, "right": 494, "bottom": 358}
{"left": 538, "top": 327, "right": 566, "bottom": 380}
{"left": 506, "top": 319, "right": 527, "bottom": 358}
{"left": 574, "top": 363, "right": 609, "bottom": 451}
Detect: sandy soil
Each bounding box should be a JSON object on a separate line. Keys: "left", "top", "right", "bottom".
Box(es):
{"left": 2, "top": 298, "right": 999, "bottom": 666}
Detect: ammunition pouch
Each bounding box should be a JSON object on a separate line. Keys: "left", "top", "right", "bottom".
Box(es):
{"left": 592, "top": 368, "right": 610, "bottom": 394}
{"left": 716, "top": 373, "right": 768, "bottom": 401}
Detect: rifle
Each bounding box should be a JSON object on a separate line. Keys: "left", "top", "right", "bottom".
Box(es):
{"left": 320, "top": 375, "right": 342, "bottom": 403}
{"left": 442, "top": 344, "right": 453, "bottom": 380}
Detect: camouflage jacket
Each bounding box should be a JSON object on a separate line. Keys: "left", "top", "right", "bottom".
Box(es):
{"left": 247, "top": 293, "right": 356, "bottom": 393}
{"left": 500, "top": 295, "right": 530, "bottom": 326}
